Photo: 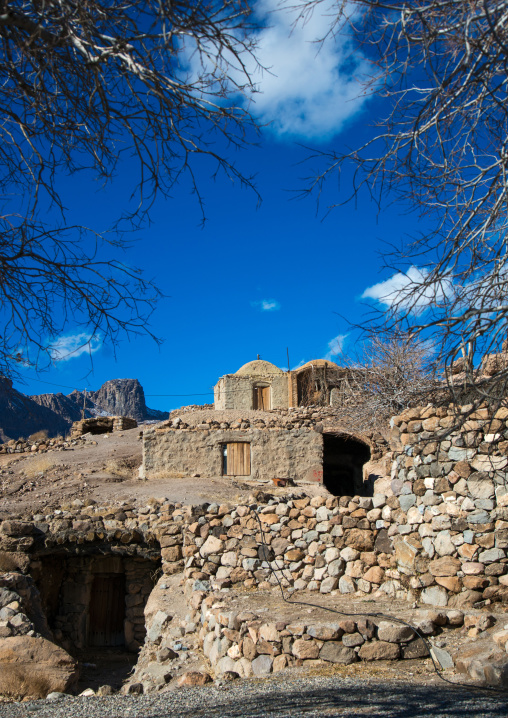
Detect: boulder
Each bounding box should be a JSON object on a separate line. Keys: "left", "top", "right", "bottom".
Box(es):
{"left": 358, "top": 641, "right": 400, "bottom": 661}
{"left": 0, "top": 636, "right": 78, "bottom": 697}
{"left": 376, "top": 622, "right": 415, "bottom": 643}
{"left": 319, "top": 642, "right": 357, "bottom": 664}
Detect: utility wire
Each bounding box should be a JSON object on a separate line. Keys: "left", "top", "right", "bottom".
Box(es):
{"left": 250, "top": 507, "right": 508, "bottom": 695}
{"left": 12, "top": 376, "right": 304, "bottom": 399}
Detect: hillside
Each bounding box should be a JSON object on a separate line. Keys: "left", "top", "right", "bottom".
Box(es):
{"left": 0, "top": 378, "right": 167, "bottom": 442}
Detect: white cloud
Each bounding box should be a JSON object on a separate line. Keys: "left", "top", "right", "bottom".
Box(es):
{"left": 50, "top": 333, "right": 102, "bottom": 362}
{"left": 251, "top": 298, "right": 281, "bottom": 311}
{"left": 324, "top": 333, "right": 348, "bottom": 360}
{"left": 246, "top": 0, "right": 369, "bottom": 138}
{"left": 185, "top": 0, "right": 369, "bottom": 139}
{"left": 362, "top": 266, "right": 454, "bottom": 313}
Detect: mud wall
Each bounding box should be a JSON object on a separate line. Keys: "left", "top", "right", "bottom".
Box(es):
{"left": 143, "top": 426, "right": 323, "bottom": 482}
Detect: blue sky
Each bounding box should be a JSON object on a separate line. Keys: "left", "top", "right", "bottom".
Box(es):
{"left": 13, "top": 1, "right": 424, "bottom": 413}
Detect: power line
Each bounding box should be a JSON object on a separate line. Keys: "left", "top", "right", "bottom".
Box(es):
{"left": 16, "top": 376, "right": 215, "bottom": 397}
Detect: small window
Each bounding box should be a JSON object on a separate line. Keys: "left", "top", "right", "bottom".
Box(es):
{"left": 222, "top": 442, "right": 251, "bottom": 476}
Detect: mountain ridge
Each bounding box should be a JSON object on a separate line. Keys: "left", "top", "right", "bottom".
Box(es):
{"left": 0, "top": 378, "right": 167, "bottom": 442}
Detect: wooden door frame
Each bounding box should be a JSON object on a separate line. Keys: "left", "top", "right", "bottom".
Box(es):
{"left": 253, "top": 383, "right": 271, "bottom": 410}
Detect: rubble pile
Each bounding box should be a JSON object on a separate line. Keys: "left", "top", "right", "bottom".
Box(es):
{"left": 0, "top": 435, "right": 88, "bottom": 455}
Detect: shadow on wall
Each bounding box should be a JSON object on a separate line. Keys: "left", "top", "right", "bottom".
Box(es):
{"left": 322, "top": 433, "right": 372, "bottom": 497}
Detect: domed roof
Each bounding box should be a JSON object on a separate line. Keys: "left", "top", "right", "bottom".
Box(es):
{"left": 294, "top": 359, "right": 340, "bottom": 372}
{"left": 235, "top": 359, "right": 284, "bottom": 377}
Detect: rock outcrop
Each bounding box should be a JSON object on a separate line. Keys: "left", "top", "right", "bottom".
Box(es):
{"left": 0, "top": 377, "right": 167, "bottom": 443}
{"left": 87, "top": 378, "right": 166, "bottom": 422}
{"left": 0, "top": 378, "right": 69, "bottom": 443}
{"left": 30, "top": 391, "right": 87, "bottom": 426}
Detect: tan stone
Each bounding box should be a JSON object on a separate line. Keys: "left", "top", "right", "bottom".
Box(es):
{"left": 358, "top": 641, "right": 400, "bottom": 661}
{"left": 345, "top": 529, "right": 375, "bottom": 552}
{"left": 453, "top": 461, "right": 472, "bottom": 478}
{"left": 458, "top": 543, "right": 478, "bottom": 560}
{"left": 259, "top": 623, "right": 280, "bottom": 642}
{"left": 435, "top": 576, "right": 462, "bottom": 592}
{"left": 292, "top": 638, "right": 320, "bottom": 659}
{"left": 462, "top": 562, "right": 485, "bottom": 575}
{"left": 422, "top": 417, "right": 440, "bottom": 431}
{"left": 260, "top": 513, "right": 279, "bottom": 525}
{"left": 272, "top": 654, "right": 289, "bottom": 672}
{"left": 161, "top": 546, "right": 182, "bottom": 562}
{"left": 177, "top": 671, "right": 212, "bottom": 687}
{"left": 429, "top": 556, "right": 461, "bottom": 577}
{"left": 0, "top": 636, "right": 78, "bottom": 696}
{"left": 462, "top": 576, "right": 488, "bottom": 590}
{"left": 363, "top": 566, "right": 385, "bottom": 584}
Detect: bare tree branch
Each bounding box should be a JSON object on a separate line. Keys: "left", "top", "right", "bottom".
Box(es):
{"left": 293, "top": 0, "right": 508, "bottom": 406}
{"left": 0, "top": 0, "right": 261, "bottom": 379}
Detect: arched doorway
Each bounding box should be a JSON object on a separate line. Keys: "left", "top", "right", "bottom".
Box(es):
{"left": 322, "top": 433, "right": 371, "bottom": 497}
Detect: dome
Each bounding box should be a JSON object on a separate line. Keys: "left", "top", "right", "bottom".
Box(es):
{"left": 294, "top": 359, "right": 340, "bottom": 372}
{"left": 235, "top": 359, "right": 284, "bottom": 377}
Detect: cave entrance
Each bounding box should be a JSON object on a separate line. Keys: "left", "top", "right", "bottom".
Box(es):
{"left": 30, "top": 553, "right": 160, "bottom": 653}
{"left": 322, "top": 433, "right": 371, "bottom": 497}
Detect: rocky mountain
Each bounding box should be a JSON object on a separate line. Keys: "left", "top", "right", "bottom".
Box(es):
{"left": 0, "top": 378, "right": 167, "bottom": 442}
{"left": 0, "top": 378, "right": 70, "bottom": 442}
{"left": 87, "top": 379, "right": 166, "bottom": 422}
{"left": 29, "top": 391, "right": 88, "bottom": 426}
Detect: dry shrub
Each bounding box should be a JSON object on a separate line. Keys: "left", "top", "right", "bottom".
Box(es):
{"left": 105, "top": 457, "right": 141, "bottom": 479}
{"left": 27, "top": 430, "right": 49, "bottom": 442}
{"left": 21, "top": 457, "right": 56, "bottom": 480}
{"left": 0, "top": 665, "right": 53, "bottom": 700}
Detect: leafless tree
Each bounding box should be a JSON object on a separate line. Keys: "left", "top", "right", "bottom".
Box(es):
{"left": 0, "top": 0, "right": 259, "bottom": 379}
{"left": 333, "top": 333, "right": 436, "bottom": 435}
{"left": 292, "top": 0, "right": 508, "bottom": 407}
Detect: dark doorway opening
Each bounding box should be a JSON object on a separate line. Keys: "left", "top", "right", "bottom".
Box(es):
{"left": 89, "top": 573, "right": 126, "bottom": 647}
{"left": 323, "top": 433, "right": 371, "bottom": 497}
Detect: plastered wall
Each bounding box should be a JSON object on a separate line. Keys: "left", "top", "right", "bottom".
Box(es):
{"left": 143, "top": 426, "right": 323, "bottom": 482}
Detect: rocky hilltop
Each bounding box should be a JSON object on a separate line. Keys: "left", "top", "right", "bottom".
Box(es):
{"left": 87, "top": 378, "right": 166, "bottom": 422}
{"left": 0, "top": 378, "right": 70, "bottom": 442}
{"left": 0, "top": 378, "right": 167, "bottom": 442}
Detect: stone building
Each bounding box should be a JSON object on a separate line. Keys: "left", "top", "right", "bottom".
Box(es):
{"left": 214, "top": 358, "right": 353, "bottom": 411}
{"left": 142, "top": 409, "right": 375, "bottom": 496}
{"left": 214, "top": 359, "right": 289, "bottom": 411}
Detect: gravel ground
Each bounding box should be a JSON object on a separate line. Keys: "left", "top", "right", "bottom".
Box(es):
{"left": 2, "top": 674, "right": 508, "bottom": 718}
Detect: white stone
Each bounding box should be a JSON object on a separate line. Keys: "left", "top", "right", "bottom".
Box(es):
{"left": 221, "top": 551, "right": 238, "bottom": 567}
{"left": 340, "top": 547, "right": 360, "bottom": 562}
{"left": 407, "top": 507, "right": 423, "bottom": 524}
{"left": 338, "top": 576, "right": 356, "bottom": 594}
{"left": 382, "top": 505, "right": 392, "bottom": 521}
{"left": 324, "top": 547, "right": 340, "bottom": 563}
{"left": 434, "top": 531, "right": 456, "bottom": 557}
{"left": 320, "top": 576, "right": 338, "bottom": 593}
{"left": 421, "top": 586, "right": 448, "bottom": 607}
{"left": 471, "top": 456, "right": 507, "bottom": 472}
{"left": 422, "top": 537, "right": 435, "bottom": 558}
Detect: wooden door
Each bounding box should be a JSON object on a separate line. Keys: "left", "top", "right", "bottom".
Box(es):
{"left": 224, "top": 443, "right": 251, "bottom": 476}
{"left": 89, "top": 574, "right": 125, "bottom": 647}
{"left": 253, "top": 386, "right": 270, "bottom": 410}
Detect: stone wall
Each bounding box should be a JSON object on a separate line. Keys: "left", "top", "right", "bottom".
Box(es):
{"left": 214, "top": 374, "right": 288, "bottom": 411}
{"left": 179, "top": 483, "right": 508, "bottom": 609}
{"left": 70, "top": 416, "right": 137, "bottom": 438}
{"left": 143, "top": 426, "right": 323, "bottom": 482}
{"left": 385, "top": 404, "right": 508, "bottom": 607}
